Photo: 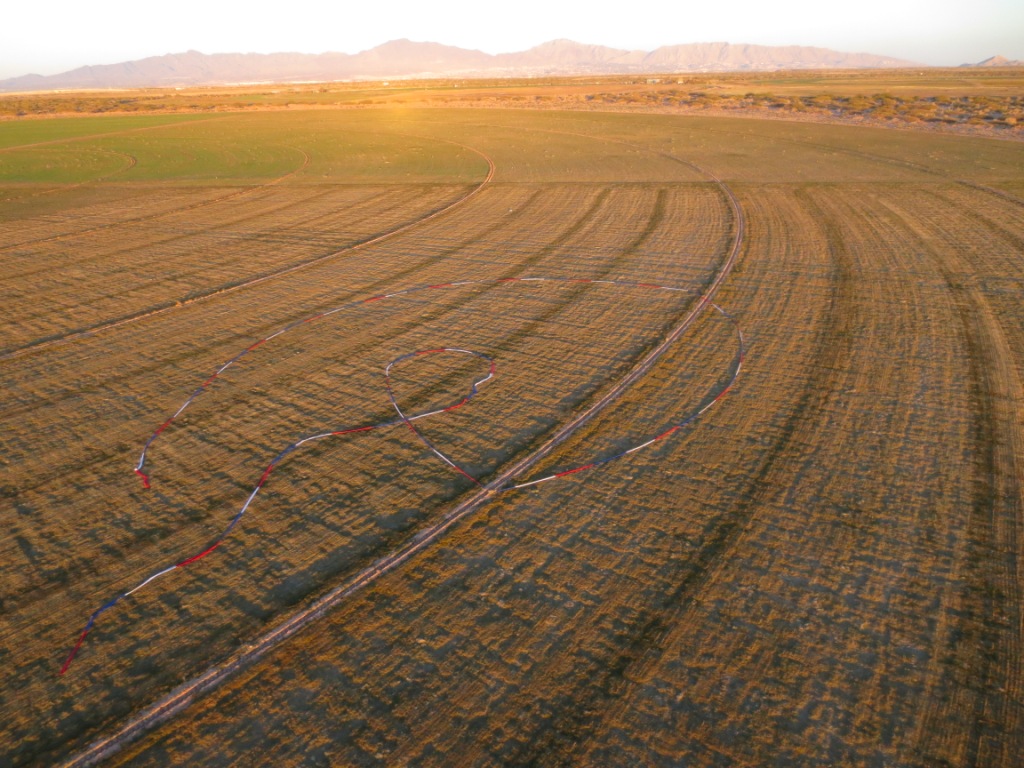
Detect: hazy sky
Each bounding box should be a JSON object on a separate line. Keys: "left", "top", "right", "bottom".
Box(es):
{"left": 3, "top": 0, "right": 1022, "bottom": 79}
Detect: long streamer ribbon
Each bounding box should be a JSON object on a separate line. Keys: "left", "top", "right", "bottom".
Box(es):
{"left": 60, "top": 277, "right": 743, "bottom": 674}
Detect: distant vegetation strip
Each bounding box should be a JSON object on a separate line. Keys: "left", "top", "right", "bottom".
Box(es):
{"left": 3, "top": 76, "right": 1021, "bottom": 136}
{"left": 577, "top": 90, "right": 1023, "bottom": 130}
{"left": 60, "top": 277, "right": 743, "bottom": 675}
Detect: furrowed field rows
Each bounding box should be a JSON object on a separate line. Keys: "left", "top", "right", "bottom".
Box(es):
{"left": 2, "top": 109, "right": 1021, "bottom": 766}
{"left": 0, "top": 183, "right": 723, "bottom": 605}
{"left": 102, "top": 184, "right": 821, "bottom": 767}
{"left": 109, "top": 177, "right": 1022, "bottom": 766}
{"left": 892, "top": 184, "right": 1024, "bottom": 369}
{"left": 0, "top": 180, "right": 333, "bottom": 262}
{"left": 0, "top": 184, "right": 479, "bottom": 351}
{"left": 577, "top": 185, "right": 1022, "bottom": 767}
{"left": 0, "top": 182, "right": 246, "bottom": 231}
{"left": 0, "top": 182, "right": 727, "bottom": 426}
{"left": 0, "top": 172, "right": 732, "bottom": 762}
{"left": 0, "top": 185, "right": 230, "bottom": 239}
{"left": 851, "top": 184, "right": 1024, "bottom": 766}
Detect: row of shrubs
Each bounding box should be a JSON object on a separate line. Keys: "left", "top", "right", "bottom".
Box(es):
{"left": 584, "top": 90, "right": 1022, "bottom": 128}
{"left": 3, "top": 88, "right": 1021, "bottom": 130}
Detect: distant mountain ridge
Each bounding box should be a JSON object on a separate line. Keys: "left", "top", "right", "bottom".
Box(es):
{"left": 0, "top": 39, "right": 920, "bottom": 92}
{"left": 961, "top": 55, "right": 1024, "bottom": 67}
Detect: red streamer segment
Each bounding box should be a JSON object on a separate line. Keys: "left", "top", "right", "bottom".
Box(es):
{"left": 176, "top": 542, "right": 221, "bottom": 568}
{"left": 60, "top": 277, "right": 743, "bottom": 674}
{"left": 555, "top": 464, "right": 596, "bottom": 478}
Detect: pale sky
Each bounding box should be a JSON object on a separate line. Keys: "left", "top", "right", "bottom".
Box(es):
{"left": 3, "top": 0, "right": 1022, "bottom": 79}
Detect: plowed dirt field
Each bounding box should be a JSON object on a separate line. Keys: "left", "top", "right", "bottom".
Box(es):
{"left": 1, "top": 109, "right": 1021, "bottom": 766}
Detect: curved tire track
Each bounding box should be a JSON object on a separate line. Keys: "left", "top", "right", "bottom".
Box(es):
{"left": 873, "top": 191, "right": 1024, "bottom": 767}
{"left": 542, "top": 183, "right": 855, "bottom": 765}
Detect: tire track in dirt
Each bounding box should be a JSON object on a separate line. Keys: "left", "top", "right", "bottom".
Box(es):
{"left": 384, "top": 192, "right": 733, "bottom": 766}
{"left": 0, "top": 139, "right": 494, "bottom": 361}
{"left": 57, "top": 141, "right": 742, "bottom": 768}
{"left": 876, "top": 194, "right": 1023, "bottom": 767}
{"left": 533, "top": 184, "right": 853, "bottom": 765}
{"left": 958, "top": 181, "right": 1024, "bottom": 208}
{"left": 941, "top": 273, "right": 1023, "bottom": 768}
{"left": 914, "top": 185, "right": 1024, "bottom": 255}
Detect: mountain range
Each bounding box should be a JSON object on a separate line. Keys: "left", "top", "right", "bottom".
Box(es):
{"left": 0, "top": 39, "right": 922, "bottom": 92}
{"left": 962, "top": 55, "right": 1024, "bottom": 67}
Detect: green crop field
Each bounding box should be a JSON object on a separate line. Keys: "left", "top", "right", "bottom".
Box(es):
{"left": 1, "top": 106, "right": 1022, "bottom": 767}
